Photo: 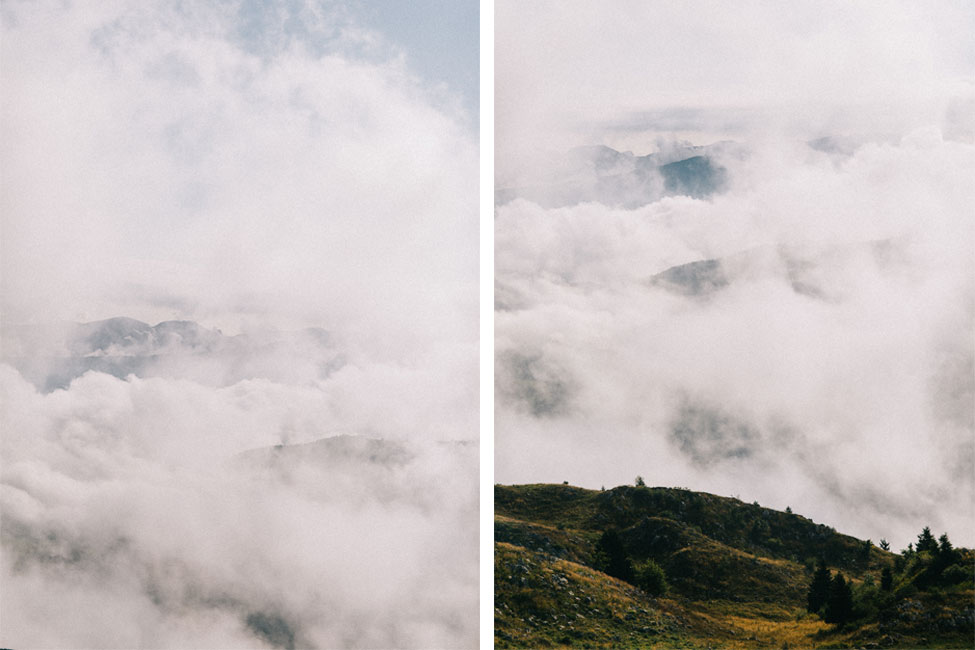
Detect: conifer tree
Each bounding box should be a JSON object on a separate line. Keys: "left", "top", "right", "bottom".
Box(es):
{"left": 937, "top": 533, "right": 954, "bottom": 559}
{"left": 860, "top": 539, "right": 872, "bottom": 561}
{"left": 807, "top": 558, "right": 831, "bottom": 613}
{"left": 879, "top": 538, "right": 890, "bottom": 551}
{"left": 917, "top": 526, "right": 937, "bottom": 553}
{"left": 596, "top": 529, "right": 634, "bottom": 583}
{"left": 881, "top": 565, "right": 893, "bottom": 591}
{"left": 824, "top": 573, "right": 853, "bottom": 625}
{"left": 934, "top": 532, "right": 958, "bottom": 573}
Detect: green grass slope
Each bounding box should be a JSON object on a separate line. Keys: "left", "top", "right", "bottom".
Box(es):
{"left": 495, "top": 483, "right": 974, "bottom": 649}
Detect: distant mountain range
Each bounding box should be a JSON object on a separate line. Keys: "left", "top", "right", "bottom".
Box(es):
{"left": 1, "top": 317, "right": 342, "bottom": 391}
{"left": 496, "top": 142, "right": 738, "bottom": 209}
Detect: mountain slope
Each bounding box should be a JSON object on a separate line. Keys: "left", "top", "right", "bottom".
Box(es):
{"left": 495, "top": 483, "right": 974, "bottom": 649}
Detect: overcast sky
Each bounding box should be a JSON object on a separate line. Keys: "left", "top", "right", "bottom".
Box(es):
{"left": 496, "top": 0, "right": 974, "bottom": 551}
{"left": 497, "top": 0, "right": 974, "bottom": 170}
{"left": 352, "top": 0, "right": 478, "bottom": 120}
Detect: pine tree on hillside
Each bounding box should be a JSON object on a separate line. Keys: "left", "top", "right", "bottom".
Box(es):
{"left": 881, "top": 565, "right": 893, "bottom": 591}
{"left": 596, "top": 529, "right": 634, "bottom": 584}
{"left": 824, "top": 573, "right": 853, "bottom": 625}
{"left": 932, "top": 532, "right": 959, "bottom": 576}
{"left": 807, "top": 558, "right": 831, "bottom": 614}
{"left": 879, "top": 538, "right": 890, "bottom": 551}
{"left": 917, "top": 526, "right": 938, "bottom": 553}
{"left": 860, "top": 539, "right": 873, "bottom": 562}
{"left": 937, "top": 533, "right": 954, "bottom": 560}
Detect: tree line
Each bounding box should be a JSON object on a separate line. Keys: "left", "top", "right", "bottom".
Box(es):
{"left": 806, "top": 526, "right": 969, "bottom": 627}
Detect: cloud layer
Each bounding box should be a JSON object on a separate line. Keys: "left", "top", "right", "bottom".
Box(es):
{"left": 2, "top": 0, "right": 477, "bottom": 349}
{"left": 497, "top": 0, "right": 974, "bottom": 175}
{"left": 496, "top": 132, "right": 974, "bottom": 551}
{"left": 2, "top": 1, "right": 477, "bottom": 647}
{"left": 2, "top": 366, "right": 478, "bottom": 649}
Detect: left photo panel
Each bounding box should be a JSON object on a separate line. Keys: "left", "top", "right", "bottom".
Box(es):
{"left": 0, "top": 1, "right": 479, "bottom": 648}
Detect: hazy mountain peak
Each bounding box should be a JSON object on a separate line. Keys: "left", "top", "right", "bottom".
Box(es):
{"left": 1, "top": 317, "right": 341, "bottom": 391}
{"left": 497, "top": 142, "right": 731, "bottom": 209}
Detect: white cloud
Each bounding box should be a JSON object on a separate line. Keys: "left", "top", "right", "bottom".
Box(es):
{"left": 1, "top": 2, "right": 477, "bottom": 647}
{"left": 2, "top": 0, "right": 477, "bottom": 351}
{"left": 1, "top": 366, "right": 478, "bottom": 648}
{"left": 496, "top": 0, "right": 975, "bottom": 171}
{"left": 495, "top": 127, "right": 975, "bottom": 551}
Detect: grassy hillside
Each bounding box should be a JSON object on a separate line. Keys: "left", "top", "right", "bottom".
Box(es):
{"left": 495, "top": 483, "right": 974, "bottom": 649}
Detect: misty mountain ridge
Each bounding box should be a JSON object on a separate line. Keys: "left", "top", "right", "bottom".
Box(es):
{"left": 649, "top": 238, "right": 911, "bottom": 300}
{"left": 229, "top": 433, "right": 477, "bottom": 504}
{"left": 496, "top": 141, "right": 737, "bottom": 209}
{"left": 1, "top": 317, "right": 342, "bottom": 391}
{"left": 2, "top": 316, "right": 330, "bottom": 357}
{"left": 234, "top": 433, "right": 416, "bottom": 471}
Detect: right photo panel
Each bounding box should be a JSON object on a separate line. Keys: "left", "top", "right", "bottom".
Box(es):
{"left": 494, "top": 2, "right": 975, "bottom": 648}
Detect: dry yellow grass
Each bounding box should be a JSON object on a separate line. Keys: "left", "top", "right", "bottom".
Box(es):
{"left": 713, "top": 613, "right": 829, "bottom": 649}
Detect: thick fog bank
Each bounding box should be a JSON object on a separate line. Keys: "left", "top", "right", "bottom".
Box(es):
{"left": 496, "top": 131, "right": 974, "bottom": 551}
{"left": 1, "top": 366, "right": 477, "bottom": 649}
